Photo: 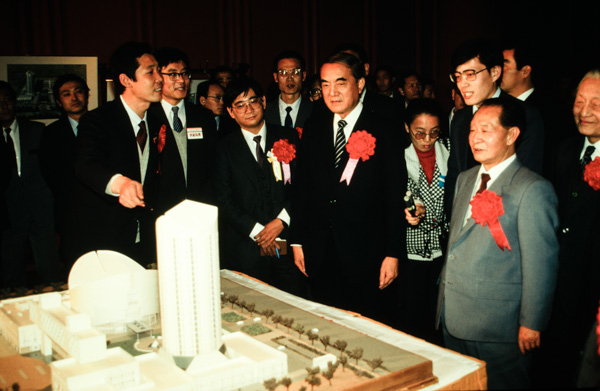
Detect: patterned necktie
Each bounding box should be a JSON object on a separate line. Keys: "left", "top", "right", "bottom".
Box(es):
{"left": 334, "top": 119, "right": 348, "bottom": 168}
{"left": 137, "top": 121, "right": 147, "bottom": 152}
{"left": 4, "top": 128, "right": 16, "bottom": 170}
{"left": 284, "top": 106, "right": 293, "bottom": 128}
{"left": 254, "top": 135, "right": 265, "bottom": 168}
{"left": 476, "top": 173, "right": 491, "bottom": 194}
{"left": 172, "top": 106, "right": 183, "bottom": 133}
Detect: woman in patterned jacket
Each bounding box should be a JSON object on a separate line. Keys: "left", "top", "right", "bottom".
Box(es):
{"left": 397, "top": 98, "right": 450, "bottom": 344}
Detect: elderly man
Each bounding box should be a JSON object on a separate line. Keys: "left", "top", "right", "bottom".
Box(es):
{"left": 439, "top": 97, "right": 559, "bottom": 389}
{"left": 291, "top": 52, "right": 406, "bottom": 325}
{"left": 535, "top": 69, "right": 600, "bottom": 388}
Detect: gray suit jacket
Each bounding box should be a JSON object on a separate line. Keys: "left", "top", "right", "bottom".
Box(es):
{"left": 264, "top": 95, "right": 312, "bottom": 129}
{"left": 439, "top": 158, "right": 559, "bottom": 343}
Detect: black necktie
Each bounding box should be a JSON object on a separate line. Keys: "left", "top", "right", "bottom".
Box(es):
{"left": 137, "top": 121, "right": 147, "bottom": 152}
{"left": 582, "top": 145, "right": 595, "bottom": 167}
{"left": 334, "top": 119, "right": 348, "bottom": 168}
{"left": 254, "top": 135, "right": 265, "bottom": 168}
{"left": 476, "top": 173, "right": 491, "bottom": 194}
{"left": 4, "top": 128, "right": 16, "bottom": 170}
{"left": 284, "top": 106, "right": 293, "bottom": 128}
{"left": 172, "top": 106, "right": 183, "bottom": 133}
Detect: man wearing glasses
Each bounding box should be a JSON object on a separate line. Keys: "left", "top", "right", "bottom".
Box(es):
{"left": 445, "top": 39, "right": 544, "bottom": 213}
{"left": 149, "top": 47, "right": 218, "bottom": 214}
{"left": 265, "top": 50, "right": 313, "bottom": 129}
{"left": 214, "top": 78, "right": 305, "bottom": 297}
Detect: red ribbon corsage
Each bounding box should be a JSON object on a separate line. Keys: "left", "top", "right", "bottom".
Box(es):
{"left": 583, "top": 156, "right": 600, "bottom": 191}
{"left": 470, "top": 189, "right": 511, "bottom": 251}
{"left": 340, "top": 130, "right": 376, "bottom": 185}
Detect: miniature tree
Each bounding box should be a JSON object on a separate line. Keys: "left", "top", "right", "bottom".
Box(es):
{"left": 299, "top": 387, "right": 307, "bottom": 391}
{"left": 246, "top": 302, "right": 256, "bottom": 316}
{"left": 239, "top": 300, "right": 247, "bottom": 313}
{"left": 305, "top": 374, "right": 321, "bottom": 391}
{"left": 319, "top": 335, "right": 330, "bottom": 351}
{"left": 279, "top": 376, "right": 292, "bottom": 391}
{"left": 272, "top": 315, "right": 282, "bottom": 329}
{"left": 338, "top": 354, "right": 348, "bottom": 371}
{"left": 293, "top": 323, "right": 305, "bottom": 339}
{"left": 263, "top": 378, "right": 278, "bottom": 391}
{"left": 227, "top": 294, "right": 238, "bottom": 308}
{"left": 365, "top": 357, "right": 383, "bottom": 371}
{"left": 282, "top": 317, "right": 294, "bottom": 333}
{"left": 262, "top": 309, "right": 274, "bottom": 323}
{"left": 322, "top": 367, "right": 334, "bottom": 386}
{"left": 348, "top": 347, "right": 363, "bottom": 364}
{"left": 306, "top": 330, "right": 318, "bottom": 345}
{"left": 305, "top": 366, "right": 320, "bottom": 376}
{"left": 221, "top": 293, "right": 229, "bottom": 306}
{"left": 333, "top": 340, "right": 347, "bottom": 357}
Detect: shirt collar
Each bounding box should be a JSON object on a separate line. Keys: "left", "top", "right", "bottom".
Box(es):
{"left": 120, "top": 95, "right": 147, "bottom": 135}
{"left": 477, "top": 153, "right": 517, "bottom": 188}
{"left": 472, "top": 87, "right": 502, "bottom": 114}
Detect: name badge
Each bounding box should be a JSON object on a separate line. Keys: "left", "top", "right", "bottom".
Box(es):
{"left": 187, "top": 127, "right": 204, "bottom": 139}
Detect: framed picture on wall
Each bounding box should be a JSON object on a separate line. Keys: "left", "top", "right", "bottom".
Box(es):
{"left": 0, "top": 56, "right": 98, "bottom": 124}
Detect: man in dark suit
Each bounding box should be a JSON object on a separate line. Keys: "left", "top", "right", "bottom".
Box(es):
{"left": 214, "top": 78, "right": 305, "bottom": 296}
{"left": 534, "top": 70, "right": 600, "bottom": 388}
{"left": 445, "top": 39, "right": 545, "bottom": 215}
{"left": 439, "top": 97, "right": 559, "bottom": 389}
{"left": 39, "top": 74, "right": 89, "bottom": 275}
{"left": 291, "top": 52, "right": 407, "bottom": 323}
{"left": 1, "top": 81, "right": 58, "bottom": 288}
{"left": 149, "top": 47, "right": 217, "bottom": 214}
{"left": 198, "top": 80, "right": 236, "bottom": 137}
{"left": 500, "top": 41, "right": 576, "bottom": 179}
{"left": 265, "top": 50, "right": 313, "bottom": 131}
{"left": 67, "top": 42, "right": 162, "bottom": 268}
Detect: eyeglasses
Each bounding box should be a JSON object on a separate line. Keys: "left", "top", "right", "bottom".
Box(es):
{"left": 411, "top": 129, "right": 440, "bottom": 140}
{"left": 207, "top": 95, "right": 224, "bottom": 102}
{"left": 277, "top": 68, "right": 302, "bottom": 78}
{"left": 309, "top": 88, "right": 322, "bottom": 97}
{"left": 232, "top": 96, "right": 262, "bottom": 112}
{"left": 160, "top": 72, "right": 192, "bottom": 81}
{"left": 449, "top": 68, "right": 488, "bottom": 83}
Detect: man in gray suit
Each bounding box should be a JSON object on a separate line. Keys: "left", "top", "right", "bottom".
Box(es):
{"left": 439, "top": 97, "right": 559, "bottom": 389}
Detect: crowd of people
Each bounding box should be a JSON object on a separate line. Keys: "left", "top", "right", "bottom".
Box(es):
{"left": 1, "top": 38, "right": 599, "bottom": 389}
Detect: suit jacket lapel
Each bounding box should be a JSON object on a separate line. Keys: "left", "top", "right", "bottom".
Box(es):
{"left": 114, "top": 99, "right": 143, "bottom": 181}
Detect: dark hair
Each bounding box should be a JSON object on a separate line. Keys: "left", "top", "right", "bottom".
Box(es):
{"left": 502, "top": 41, "right": 536, "bottom": 72}
{"left": 153, "top": 47, "right": 189, "bottom": 70}
{"left": 0, "top": 80, "right": 17, "bottom": 102}
{"left": 451, "top": 39, "right": 503, "bottom": 74}
{"left": 272, "top": 50, "right": 306, "bottom": 73}
{"left": 374, "top": 67, "right": 396, "bottom": 78}
{"left": 110, "top": 42, "right": 153, "bottom": 95}
{"left": 197, "top": 81, "right": 223, "bottom": 99}
{"left": 400, "top": 70, "right": 422, "bottom": 86}
{"left": 479, "top": 96, "right": 526, "bottom": 132}
{"left": 321, "top": 51, "right": 365, "bottom": 83}
{"left": 404, "top": 98, "right": 444, "bottom": 126}
{"left": 224, "top": 78, "right": 264, "bottom": 108}
{"left": 213, "top": 65, "right": 234, "bottom": 78}
{"left": 332, "top": 42, "right": 369, "bottom": 65}
{"left": 53, "top": 74, "right": 89, "bottom": 103}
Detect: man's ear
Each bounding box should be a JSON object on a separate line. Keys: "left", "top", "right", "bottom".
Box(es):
{"left": 227, "top": 107, "right": 235, "bottom": 119}
{"left": 507, "top": 126, "right": 521, "bottom": 145}
{"left": 490, "top": 65, "right": 502, "bottom": 83}
{"left": 273, "top": 72, "right": 279, "bottom": 84}
{"left": 521, "top": 65, "right": 532, "bottom": 79}
{"left": 358, "top": 77, "right": 366, "bottom": 94}
{"left": 119, "top": 73, "right": 132, "bottom": 89}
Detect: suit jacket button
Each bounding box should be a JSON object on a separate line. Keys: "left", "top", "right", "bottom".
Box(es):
{"left": 572, "top": 192, "right": 578, "bottom": 198}
{"left": 330, "top": 199, "right": 336, "bottom": 204}
{"left": 562, "top": 227, "right": 569, "bottom": 234}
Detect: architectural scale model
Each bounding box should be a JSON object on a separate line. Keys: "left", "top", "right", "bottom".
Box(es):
{"left": 0, "top": 200, "right": 452, "bottom": 390}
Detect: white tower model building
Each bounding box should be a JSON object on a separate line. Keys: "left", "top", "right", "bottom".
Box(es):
{"left": 156, "top": 200, "right": 222, "bottom": 362}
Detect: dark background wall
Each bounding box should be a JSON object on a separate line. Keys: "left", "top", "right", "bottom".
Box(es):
{"left": 2, "top": 0, "right": 599, "bottom": 111}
